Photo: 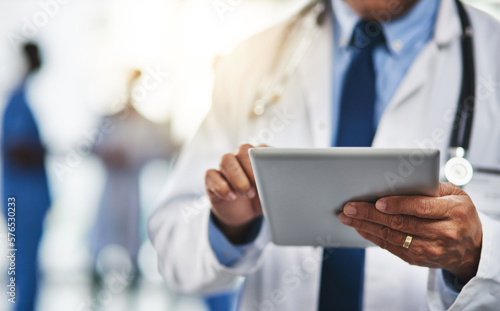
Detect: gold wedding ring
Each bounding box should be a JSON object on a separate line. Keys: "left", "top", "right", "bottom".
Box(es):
{"left": 402, "top": 235, "right": 413, "bottom": 249}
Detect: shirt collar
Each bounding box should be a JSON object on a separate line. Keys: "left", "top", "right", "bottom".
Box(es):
{"left": 332, "top": 0, "right": 359, "bottom": 48}
{"left": 332, "top": 0, "right": 440, "bottom": 55}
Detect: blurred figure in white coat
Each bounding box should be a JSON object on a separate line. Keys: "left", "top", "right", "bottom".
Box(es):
{"left": 90, "top": 70, "right": 178, "bottom": 286}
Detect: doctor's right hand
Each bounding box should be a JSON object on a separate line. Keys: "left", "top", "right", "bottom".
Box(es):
{"left": 205, "top": 144, "right": 264, "bottom": 244}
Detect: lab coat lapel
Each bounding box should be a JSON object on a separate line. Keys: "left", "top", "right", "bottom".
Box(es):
{"left": 382, "top": 43, "right": 437, "bottom": 117}
{"left": 382, "top": 0, "right": 461, "bottom": 115}
{"left": 297, "top": 16, "right": 334, "bottom": 148}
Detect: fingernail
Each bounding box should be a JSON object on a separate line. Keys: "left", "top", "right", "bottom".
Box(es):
{"left": 339, "top": 213, "right": 352, "bottom": 224}
{"left": 376, "top": 200, "right": 386, "bottom": 211}
{"left": 246, "top": 188, "right": 256, "bottom": 199}
{"left": 344, "top": 204, "right": 357, "bottom": 216}
{"left": 228, "top": 192, "right": 237, "bottom": 201}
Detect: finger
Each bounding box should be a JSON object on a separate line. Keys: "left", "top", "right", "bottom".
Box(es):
{"left": 339, "top": 213, "right": 407, "bottom": 247}
{"left": 354, "top": 229, "right": 442, "bottom": 269}
{"left": 219, "top": 153, "right": 254, "bottom": 197}
{"left": 344, "top": 202, "right": 443, "bottom": 238}
{"left": 439, "top": 182, "right": 464, "bottom": 196}
{"left": 205, "top": 169, "right": 237, "bottom": 201}
{"left": 375, "top": 195, "right": 451, "bottom": 219}
{"left": 235, "top": 144, "right": 256, "bottom": 185}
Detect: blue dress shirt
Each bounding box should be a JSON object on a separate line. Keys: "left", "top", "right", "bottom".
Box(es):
{"left": 330, "top": 0, "right": 440, "bottom": 144}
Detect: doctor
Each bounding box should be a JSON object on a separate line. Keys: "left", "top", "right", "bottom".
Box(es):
{"left": 149, "top": 0, "right": 500, "bottom": 310}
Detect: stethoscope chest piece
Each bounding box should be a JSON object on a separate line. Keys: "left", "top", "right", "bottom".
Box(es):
{"left": 445, "top": 147, "right": 473, "bottom": 186}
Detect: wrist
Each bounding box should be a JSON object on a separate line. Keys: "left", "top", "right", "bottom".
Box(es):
{"left": 448, "top": 245, "right": 482, "bottom": 284}
{"left": 211, "top": 215, "right": 255, "bottom": 245}
{"left": 442, "top": 269, "right": 467, "bottom": 293}
{"left": 448, "top": 264, "right": 478, "bottom": 284}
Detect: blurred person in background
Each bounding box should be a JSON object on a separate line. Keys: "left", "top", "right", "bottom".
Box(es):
{"left": 149, "top": 0, "right": 500, "bottom": 310}
{"left": 90, "top": 69, "right": 178, "bottom": 290}
{"left": 2, "top": 42, "right": 51, "bottom": 311}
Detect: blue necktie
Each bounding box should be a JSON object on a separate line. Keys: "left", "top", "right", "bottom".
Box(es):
{"left": 318, "top": 21, "right": 385, "bottom": 311}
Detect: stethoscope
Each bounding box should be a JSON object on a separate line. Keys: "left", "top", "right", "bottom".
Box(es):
{"left": 250, "top": 0, "right": 476, "bottom": 187}
{"left": 444, "top": 0, "right": 476, "bottom": 186}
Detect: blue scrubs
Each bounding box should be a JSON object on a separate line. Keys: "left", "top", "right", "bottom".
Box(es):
{"left": 2, "top": 82, "right": 51, "bottom": 311}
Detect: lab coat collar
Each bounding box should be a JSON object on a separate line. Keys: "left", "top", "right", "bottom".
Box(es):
{"left": 434, "top": 0, "right": 463, "bottom": 47}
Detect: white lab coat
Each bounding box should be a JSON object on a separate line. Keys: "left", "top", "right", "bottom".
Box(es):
{"left": 149, "top": 0, "right": 500, "bottom": 310}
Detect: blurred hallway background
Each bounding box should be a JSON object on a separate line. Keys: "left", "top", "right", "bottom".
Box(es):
{"left": 0, "top": 0, "right": 499, "bottom": 310}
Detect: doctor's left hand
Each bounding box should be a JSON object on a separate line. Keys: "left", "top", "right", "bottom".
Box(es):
{"left": 339, "top": 182, "right": 482, "bottom": 283}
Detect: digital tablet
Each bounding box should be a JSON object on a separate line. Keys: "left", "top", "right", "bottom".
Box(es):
{"left": 248, "top": 148, "right": 440, "bottom": 248}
